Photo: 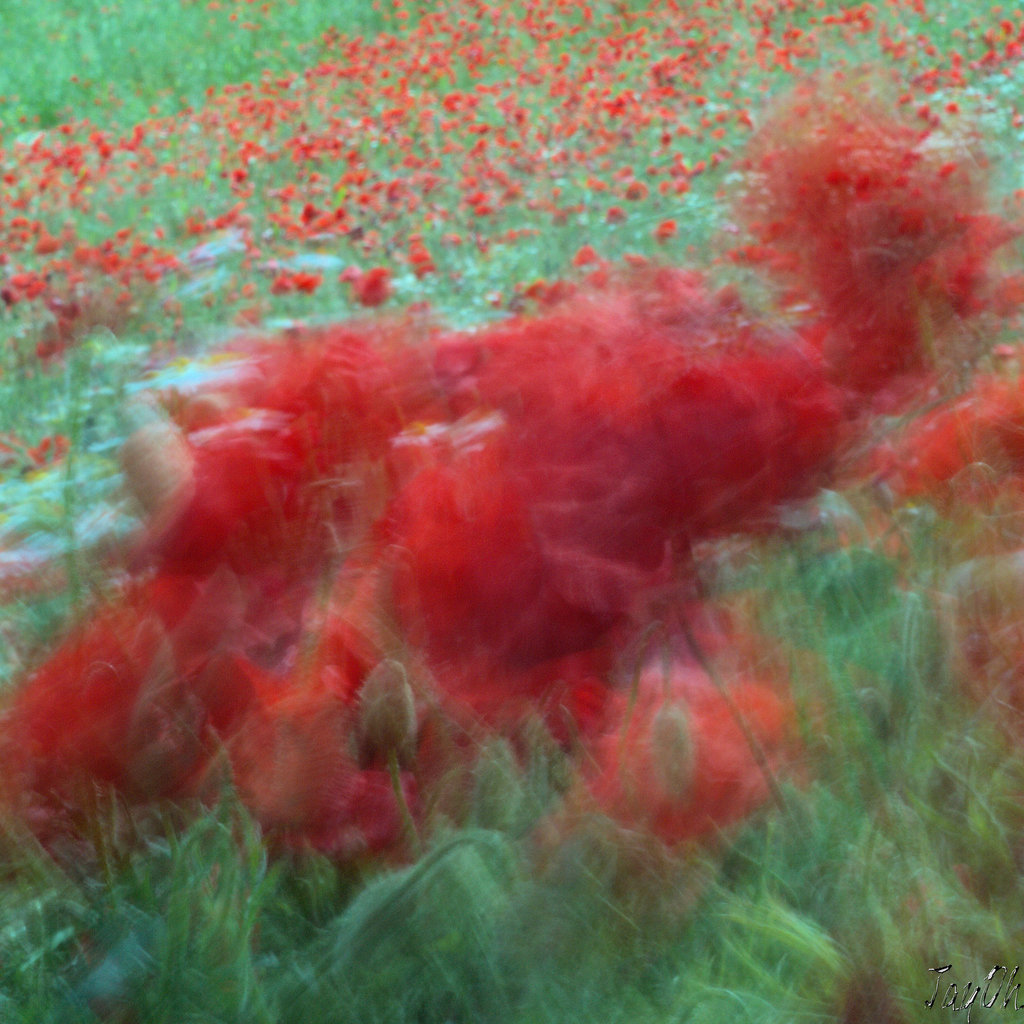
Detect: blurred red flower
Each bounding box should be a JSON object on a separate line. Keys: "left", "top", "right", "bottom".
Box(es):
{"left": 350, "top": 266, "right": 393, "bottom": 307}
{"left": 654, "top": 218, "right": 677, "bottom": 242}
{"left": 583, "top": 663, "right": 795, "bottom": 846}
{"left": 736, "top": 75, "right": 1020, "bottom": 394}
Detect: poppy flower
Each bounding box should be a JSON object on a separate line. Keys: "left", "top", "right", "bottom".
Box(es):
{"left": 654, "top": 218, "right": 677, "bottom": 242}
{"left": 582, "top": 662, "right": 796, "bottom": 846}
{"left": 572, "top": 244, "right": 601, "bottom": 267}
{"left": 349, "top": 265, "right": 393, "bottom": 307}
{"left": 873, "top": 374, "right": 1024, "bottom": 505}
{"left": 130, "top": 322, "right": 438, "bottom": 579}
{"left": 408, "top": 236, "right": 435, "bottom": 277}
{"left": 1, "top": 572, "right": 268, "bottom": 805}
{"left": 225, "top": 686, "right": 415, "bottom": 858}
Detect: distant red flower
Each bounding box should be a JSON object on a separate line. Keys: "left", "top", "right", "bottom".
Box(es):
{"left": 34, "top": 232, "right": 62, "bottom": 256}
{"left": 408, "top": 236, "right": 435, "bottom": 277}
{"left": 520, "top": 278, "right": 577, "bottom": 309}
{"left": 270, "top": 273, "right": 293, "bottom": 295}
{"left": 269, "top": 270, "right": 322, "bottom": 295}
{"left": 350, "top": 266, "right": 393, "bottom": 307}
{"left": 572, "top": 244, "right": 601, "bottom": 267}
{"left": 654, "top": 218, "right": 677, "bottom": 242}
{"left": 293, "top": 271, "right": 322, "bottom": 294}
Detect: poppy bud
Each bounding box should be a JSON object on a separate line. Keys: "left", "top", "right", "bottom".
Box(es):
{"left": 650, "top": 701, "right": 696, "bottom": 799}
{"left": 121, "top": 418, "right": 196, "bottom": 522}
{"left": 180, "top": 392, "right": 232, "bottom": 431}
{"left": 356, "top": 659, "right": 417, "bottom": 767}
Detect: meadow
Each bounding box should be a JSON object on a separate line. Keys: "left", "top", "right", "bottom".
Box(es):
{"left": 3, "top": 1, "right": 1024, "bottom": 1021}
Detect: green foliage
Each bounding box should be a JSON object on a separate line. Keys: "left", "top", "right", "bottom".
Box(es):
{"left": 0, "top": 0, "right": 401, "bottom": 133}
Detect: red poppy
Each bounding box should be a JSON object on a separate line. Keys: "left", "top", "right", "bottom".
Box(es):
{"left": 583, "top": 663, "right": 796, "bottom": 846}
{"left": 572, "top": 244, "right": 601, "bottom": 267}
{"left": 226, "top": 687, "right": 415, "bottom": 857}
{"left": 408, "top": 236, "right": 435, "bottom": 277}
{"left": 1, "top": 573, "right": 270, "bottom": 805}
{"left": 390, "top": 266, "right": 844, "bottom": 696}
{"left": 874, "top": 374, "right": 1024, "bottom": 505}
{"left": 654, "top": 218, "right": 677, "bottom": 242}
{"left": 350, "top": 265, "right": 393, "bottom": 307}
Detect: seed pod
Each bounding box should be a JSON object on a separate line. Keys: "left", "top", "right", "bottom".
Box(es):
{"left": 356, "top": 659, "right": 417, "bottom": 767}
{"left": 121, "top": 419, "right": 195, "bottom": 521}
{"left": 650, "top": 701, "right": 696, "bottom": 800}
{"left": 181, "top": 392, "right": 233, "bottom": 431}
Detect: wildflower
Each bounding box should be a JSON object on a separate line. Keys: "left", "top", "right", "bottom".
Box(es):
{"left": 572, "top": 243, "right": 600, "bottom": 266}
{"left": 408, "top": 236, "right": 435, "bottom": 277}
{"left": 735, "top": 76, "right": 1019, "bottom": 393}
{"left": 654, "top": 218, "right": 677, "bottom": 242}
{"left": 624, "top": 180, "right": 649, "bottom": 201}
{"left": 584, "top": 664, "right": 794, "bottom": 846}
{"left": 350, "top": 266, "right": 393, "bottom": 307}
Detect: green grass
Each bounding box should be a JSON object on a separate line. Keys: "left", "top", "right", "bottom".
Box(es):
{"left": 4, "top": 1, "right": 1024, "bottom": 1021}
{"left": 0, "top": 0, "right": 402, "bottom": 133}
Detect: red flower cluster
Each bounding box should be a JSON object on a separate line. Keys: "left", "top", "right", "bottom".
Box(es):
{"left": 2, "top": 263, "right": 842, "bottom": 856}
{"left": 735, "top": 78, "right": 1018, "bottom": 396}
{"left": 4, "top": 86, "right": 1021, "bottom": 860}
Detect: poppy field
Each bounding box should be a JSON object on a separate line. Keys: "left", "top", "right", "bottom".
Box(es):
{"left": 5, "top": 1, "right": 1024, "bottom": 1021}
